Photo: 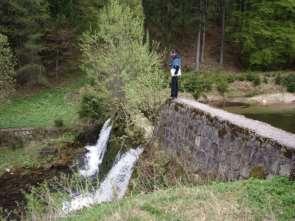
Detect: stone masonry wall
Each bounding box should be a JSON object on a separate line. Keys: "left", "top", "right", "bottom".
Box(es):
{"left": 156, "top": 98, "right": 295, "bottom": 180}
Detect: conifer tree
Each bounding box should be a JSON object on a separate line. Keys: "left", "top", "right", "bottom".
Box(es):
{"left": 0, "top": 0, "right": 49, "bottom": 85}
{"left": 0, "top": 0, "right": 49, "bottom": 65}
{"left": 0, "top": 34, "right": 16, "bottom": 100}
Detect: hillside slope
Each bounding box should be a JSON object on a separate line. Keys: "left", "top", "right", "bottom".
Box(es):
{"left": 0, "top": 74, "right": 86, "bottom": 128}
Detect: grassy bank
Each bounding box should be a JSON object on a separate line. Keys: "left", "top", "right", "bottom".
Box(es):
{"left": 0, "top": 143, "right": 51, "bottom": 174}
{"left": 62, "top": 177, "right": 295, "bottom": 221}
{"left": 0, "top": 74, "right": 86, "bottom": 128}
{"left": 0, "top": 132, "right": 76, "bottom": 175}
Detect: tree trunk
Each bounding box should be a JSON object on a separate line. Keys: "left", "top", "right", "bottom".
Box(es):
{"left": 220, "top": 0, "right": 225, "bottom": 65}
{"left": 201, "top": 30, "right": 206, "bottom": 63}
{"left": 196, "top": 28, "right": 201, "bottom": 71}
{"left": 201, "top": 0, "right": 207, "bottom": 63}
{"left": 55, "top": 50, "right": 59, "bottom": 78}
{"left": 196, "top": 0, "right": 202, "bottom": 71}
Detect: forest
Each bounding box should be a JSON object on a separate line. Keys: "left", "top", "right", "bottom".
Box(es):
{"left": 144, "top": 0, "right": 295, "bottom": 69}
{"left": 1, "top": 0, "right": 295, "bottom": 100}
{"left": 0, "top": 0, "right": 295, "bottom": 220}
{"left": 0, "top": 0, "right": 106, "bottom": 99}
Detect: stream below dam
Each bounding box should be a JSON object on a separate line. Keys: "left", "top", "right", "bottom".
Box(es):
{"left": 0, "top": 119, "right": 143, "bottom": 220}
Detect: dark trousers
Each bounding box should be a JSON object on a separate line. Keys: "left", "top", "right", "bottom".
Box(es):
{"left": 171, "top": 66, "right": 179, "bottom": 98}
{"left": 171, "top": 76, "right": 178, "bottom": 98}
{"left": 171, "top": 76, "right": 179, "bottom": 98}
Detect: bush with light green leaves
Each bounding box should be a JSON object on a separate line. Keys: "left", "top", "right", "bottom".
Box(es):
{"left": 80, "top": 0, "right": 166, "bottom": 121}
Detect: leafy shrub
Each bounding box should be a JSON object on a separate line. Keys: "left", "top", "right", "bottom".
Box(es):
{"left": 246, "top": 73, "right": 255, "bottom": 82}
{"left": 181, "top": 74, "right": 212, "bottom": 99}
{"left": 274, "top": 74, "right": 295, "bottom": 92}
{"left": 246, "top": 73, "right": 261, "bottom": 86}
{"left": 226, "top": 75, "right": 235, "bottom": 83}
{"left": 275, "top": 74, "right": 282, "bottom": 85}
{"left": 216, "top": 79, "right": 229, "bottom": 95}
{"left": 286, "top": 82, "right": 295, "bottom": 93}
{"left": 0, "top": 34, "right": 16, "bottom": 100}
{"left": 253, "top": 77, "right": 261, "bottom": 86}
{"left": 79, "top": 92, "right": 106, "bottom": 120}
{"left": 237, "top": 75, "right": 246, "bottom": 81}
{"left": 282, "top": 74, "right": 295, "bottom": 93}
{"left": 54, "top": 119, "right": 64, "bottom": 128}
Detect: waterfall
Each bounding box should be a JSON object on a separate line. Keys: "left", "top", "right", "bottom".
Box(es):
{"left": 93, "top": 147, "right": 144, "bottom": 203}
{"left": 79, "top": 119, "right": 112, "bottom": 177}
{"left": 62, "top": 119, "right": 144, "bottom": 214}
{"left": 63, "top": 147, "right": 143, "bottom": 213}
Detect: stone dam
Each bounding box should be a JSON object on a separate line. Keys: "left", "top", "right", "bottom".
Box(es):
{"left": 156, "top": 98, "right": 295, "bottom": 180}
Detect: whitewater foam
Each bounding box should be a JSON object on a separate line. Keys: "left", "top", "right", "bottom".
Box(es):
{"left": 63, "top": 147, "right": 143, "bottom": 213}
{"left": 79, "top": 119, "right": 112, "bottom": 177}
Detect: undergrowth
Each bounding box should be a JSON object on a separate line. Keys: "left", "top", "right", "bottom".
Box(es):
{"left": 25, "top": 173, "right": 101, "bottom": 221}
{"left": 180, "top": 70, "right": 293, "bottom": 99}
{"left": 278, "top": 74, "right": 295, "bottom": 92}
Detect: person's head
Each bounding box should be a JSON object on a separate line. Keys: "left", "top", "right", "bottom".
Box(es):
{"left": 170, "top": 49, "right": 177, "bottom": 58}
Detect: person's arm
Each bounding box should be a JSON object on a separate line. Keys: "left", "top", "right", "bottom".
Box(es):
{"left": 179, "top": 57, "right": 182, "bottom": 68}
{"left": 169, "top": 58, "right": 173, "bottom": 68}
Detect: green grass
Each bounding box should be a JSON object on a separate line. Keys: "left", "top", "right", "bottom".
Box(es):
{"left": 61, "top": 177, "right": 295, "bottom": 221}
{"left": 0, "top": 143, "right": 52, "bottom": 175}
{"left": 0, "top": 75, "right": 86, "bottom": 128}
{"left": 0, "top": 132, "right": 75, "bottom": 175}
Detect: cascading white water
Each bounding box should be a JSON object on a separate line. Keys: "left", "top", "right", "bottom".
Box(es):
{"left": 93, "top": 147, "right": 143, "bottom": 203}
{"left": 79, "top": 119, "right": 112, "bottom": 177}
{"left": 63, "top": 147, "right": 143, "bottom": 213}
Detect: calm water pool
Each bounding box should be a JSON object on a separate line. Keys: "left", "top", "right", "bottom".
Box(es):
{"left": 224, "top": 104, "right": 295, "bottom": 134}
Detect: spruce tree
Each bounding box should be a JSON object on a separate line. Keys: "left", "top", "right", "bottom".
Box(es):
{"left": 0, "top": 0, "right": 49, "bottom": 85}
{"left": 0, "top": 34, "right": 16, "bottom": 100}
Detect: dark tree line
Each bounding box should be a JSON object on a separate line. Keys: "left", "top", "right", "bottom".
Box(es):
{"left": 143, "top": 0, "right": 295, "bottom": 70}
{"left": 0, "top": 0, "right": 106, "bottom": 87}
{"left": 1, "top": 0, "right": 294, "bottom": 90}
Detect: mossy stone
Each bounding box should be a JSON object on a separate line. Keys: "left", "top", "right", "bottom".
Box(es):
{"left": 250, "top": 166, "right": 267, "bottom": 179}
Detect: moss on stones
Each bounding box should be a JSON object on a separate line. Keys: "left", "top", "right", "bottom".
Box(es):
{"left": 250, "top": 166, "right": 267, "bottom": 179}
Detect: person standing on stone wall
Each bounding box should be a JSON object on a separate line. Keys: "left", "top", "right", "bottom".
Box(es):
{"left": 169, "top": 49, "right": 182, "bottom": 99}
